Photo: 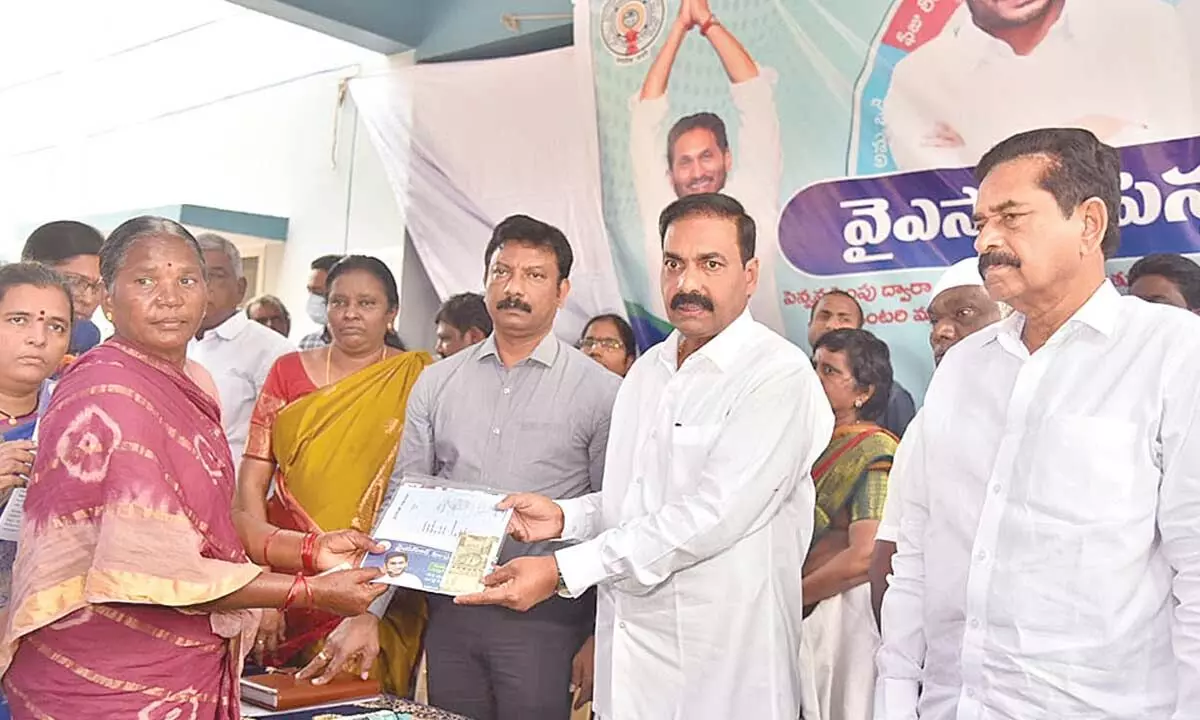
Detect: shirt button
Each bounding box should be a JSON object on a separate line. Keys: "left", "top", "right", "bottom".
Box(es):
{"left": 966, "top": 688, "right": 976, "bottom": 699}
{"left": 502, "top": 387, "right": 511, "bottom": 395}
{"left": 991, "top": 484, "right": 1001, "bottom": 494}
{"left": 619, "top": 622, "right": 627, "bottom": 629}
{"left": 969, "top": 618, "right": 980, "bottom": 629}
{"left": 975, "top": 550, "right": 987, "bottom": 562}
{"left": 492, "top": 428, "right": 501, "bottom": 436}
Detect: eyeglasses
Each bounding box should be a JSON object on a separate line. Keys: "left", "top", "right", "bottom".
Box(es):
{"left": 580, "top": 337, "right": 624, "bottom": 352}
{"left": 61, "top": 272, "right": 103, "bottom": 296}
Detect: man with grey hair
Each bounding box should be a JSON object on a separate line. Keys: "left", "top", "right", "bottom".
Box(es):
{"left": 188, "top": 233, "right": 293, "bottom": 462}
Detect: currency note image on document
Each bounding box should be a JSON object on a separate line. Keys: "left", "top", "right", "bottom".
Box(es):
{"left": 363, "top": 482, "right": 512, "bottom": 595}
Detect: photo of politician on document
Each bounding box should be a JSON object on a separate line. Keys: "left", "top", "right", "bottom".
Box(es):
{"left": 361, "top": 481, "right": 511, "bottom": 596}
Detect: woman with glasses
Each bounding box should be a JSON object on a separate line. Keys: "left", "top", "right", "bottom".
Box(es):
{"left": 578, "top": 313, "right": 636, "bottom": 377}
{"left": 20, "top": 220, "right": 106, "bottom": 361}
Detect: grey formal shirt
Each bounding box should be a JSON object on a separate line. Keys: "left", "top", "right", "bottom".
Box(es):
{"left": 389, "top": 331, "right": 621, "bottom": 562}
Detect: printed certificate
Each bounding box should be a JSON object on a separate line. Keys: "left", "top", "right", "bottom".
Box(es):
{"left": 362, "top": 477, "right": 511, "bottom": 596}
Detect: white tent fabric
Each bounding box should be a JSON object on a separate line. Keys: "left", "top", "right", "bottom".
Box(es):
{"left": 349, "top": 47, "right": 626, "bottom": 342}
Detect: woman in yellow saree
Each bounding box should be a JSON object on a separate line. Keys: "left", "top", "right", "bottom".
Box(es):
{"left": 236, "top": 256, "right": 432, "bottom": 696}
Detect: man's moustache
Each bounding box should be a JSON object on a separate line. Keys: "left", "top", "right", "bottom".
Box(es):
{"left": 978, "top": 252, "right": 1022, "bottom": 275}
{"left": 670, "top": 292, "right": 714, "bottom": 311}
{"left": 496, "top": 297, "right": 533, "bottom": 313}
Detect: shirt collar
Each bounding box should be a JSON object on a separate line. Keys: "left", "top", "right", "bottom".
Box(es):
{"left": 993, "top": 280, "right": 1119, "bottom": 353}
{"left": 477, "top": 331, "right": 560, "bottom": 368}
{"left": 208, "top": 311, "right": 249, "bottom": 341}
{"left": 951, "top": 1, "right": 1078, "bottom": 70}
{"left": 660, "top": 309, "right": 756, "bottom": 374}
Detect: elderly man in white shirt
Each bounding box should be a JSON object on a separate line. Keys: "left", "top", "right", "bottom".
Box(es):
{"left": 631, "top": 0, "right": 783, "bottom": 333}
{"left": 867, "top": 258, "right": 1002, "bottom": 626}
{"left": 188, "top": 233, "right": 294, "bottom": 462}
{"left": 875, "top": 128, "right": 1200, "bottom": 719}
{"left": 884, "top": 0, "right": 1194, "bottom": 171}
{"left": 456, "top": 193, "right": 833, "bottom": 720}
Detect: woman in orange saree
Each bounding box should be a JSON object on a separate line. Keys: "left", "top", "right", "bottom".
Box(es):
{"left": 0, "top": 218, "right": 386, "bottom": 720}
{"left": 237, "top": 256, "right": 432, "bottom": 696}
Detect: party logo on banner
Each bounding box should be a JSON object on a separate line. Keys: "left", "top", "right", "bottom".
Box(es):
{"left": 600, "top": 0, "right": 668, "bottom": 63}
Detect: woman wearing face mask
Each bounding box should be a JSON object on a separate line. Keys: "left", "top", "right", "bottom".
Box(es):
{"left": 237, "top": 256, "right": 431, "bottom": 695}
{"left": 298, "top": 254, "right": 343, "bottom": 350}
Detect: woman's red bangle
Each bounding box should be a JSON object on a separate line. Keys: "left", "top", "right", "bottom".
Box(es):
{"left": 282, "top": 573, "right": 303, "bottom": 610}
{"left": 262, "top": 528, "right": 283, "bottom": 568}
{"left": 301, "top": 532, "right": 319, "bottom": 575}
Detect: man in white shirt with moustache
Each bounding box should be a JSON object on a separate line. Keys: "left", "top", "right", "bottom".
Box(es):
{"left": 189, "top": 233, "right": 293, "bottom": 462}
{"left": 875, "top": 127, "right": 1200, "bottom": 719}
{"left": 884, "top": 0, "right": 1193, "bottom": 171}
{"left": 456, "top": 193, "right": 833, "bottom": 719}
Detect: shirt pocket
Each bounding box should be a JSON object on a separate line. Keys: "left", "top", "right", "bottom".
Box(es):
{"left": 1024, "top": 415, "right": 1146, "bottom": 525}
{"left": 667, "top": 424, "right": 721, "bottom": 494}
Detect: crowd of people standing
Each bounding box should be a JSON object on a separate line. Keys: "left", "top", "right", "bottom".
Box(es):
{"left": 0, "top": 124, "right": 1195, "bottom": 720}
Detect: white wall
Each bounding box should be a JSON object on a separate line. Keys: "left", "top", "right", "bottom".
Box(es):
{"left": 0, "top": 0, "right": 440, "bottom": 352}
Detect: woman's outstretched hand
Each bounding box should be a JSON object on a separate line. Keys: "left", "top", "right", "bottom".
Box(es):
{"left": 308, "top": 568, "right": 388, "bottom": 616}
{"left": 315, "top": 530, "right": 387, "bottom": 572}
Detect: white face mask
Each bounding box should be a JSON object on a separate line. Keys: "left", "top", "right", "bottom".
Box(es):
{"left": 305, "top": 293, "right": 327, "bottom": 325}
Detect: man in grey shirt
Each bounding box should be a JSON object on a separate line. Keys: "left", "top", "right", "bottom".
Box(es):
{"left": 301, "top": 215, "right": 619, "bottom": 719}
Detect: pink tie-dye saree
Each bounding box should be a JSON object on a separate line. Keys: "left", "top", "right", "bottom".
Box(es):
{"left": 0, "top": 340, "right": 261, "bottom": 720}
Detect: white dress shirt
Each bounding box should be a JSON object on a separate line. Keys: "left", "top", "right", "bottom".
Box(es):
{"left": 629, "top": 72, "right": 785, "bottom": 333}
{"left": 554, "top": 310, "right": 833, "bottom": 720}
{"left": 188, "top": 312, "right": 294, "bottom": 462}
{"left": 874, "top": 415, "right": 918, "bottom": 544}
{"left": 884, "top": 0, "right": 1194, "bottom": 171}
{"left": 876, "top": 282, "right": 1200, "bottom": 720}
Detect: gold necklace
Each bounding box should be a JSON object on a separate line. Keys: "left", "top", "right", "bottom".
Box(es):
{"left": 0, "top": 399, "right": 38, "bottom": 427}
{"left": 325, "top": 345, "right": 388, "bottom": 386}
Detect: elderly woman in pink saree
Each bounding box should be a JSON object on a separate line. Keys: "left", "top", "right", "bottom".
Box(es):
{"left": 0, "top": 217, "right": 387, "bottom": 720}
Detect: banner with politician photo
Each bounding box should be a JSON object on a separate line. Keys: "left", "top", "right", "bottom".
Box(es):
{"left": 582, "top": 0, "right": 1200, "bottom": 401}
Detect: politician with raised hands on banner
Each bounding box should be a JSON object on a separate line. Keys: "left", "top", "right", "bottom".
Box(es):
{"left": 456, "top": 193, "right": 833, "bottom": 720}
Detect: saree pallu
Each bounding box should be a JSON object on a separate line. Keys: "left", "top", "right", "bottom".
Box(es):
{"left": 247, "top": 352, "right": 431, "bottom": 696}
{"left": 800, "top": 424, "right": 895, "bottom": 720}
{"left": 0, "top": 340, "right": 261, "bottom": 720}
{"left": 811, "top": 424, "right": 897, "bottom": 540}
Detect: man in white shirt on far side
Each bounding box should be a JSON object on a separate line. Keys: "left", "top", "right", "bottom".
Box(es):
{"left": 631, "top": 0, "right": 783, "bottom": 333}
{"left": 883, "top": 0, "right": 1194, "bottom": 171}
{"left": 866, "top": 257, "right": 1003, "bottom": 626}
{"left": 875, "top": 127, "right": 1200, "bottom": 719}
{"left": 189, "top": 233, "right": 294, "bottom": 463}
{"left": 456, "top": 193, "right": 834, "bottom": 720}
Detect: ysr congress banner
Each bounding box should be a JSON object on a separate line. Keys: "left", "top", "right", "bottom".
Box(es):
{"left": 583, "top": 0, "right": 1200, "bottom": 401}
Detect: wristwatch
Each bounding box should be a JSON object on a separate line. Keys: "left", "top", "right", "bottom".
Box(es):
{"left": 555, "top": 564, "right": 572, "bottom": 599}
